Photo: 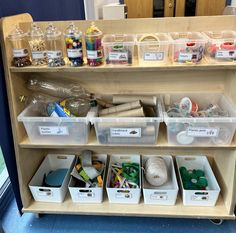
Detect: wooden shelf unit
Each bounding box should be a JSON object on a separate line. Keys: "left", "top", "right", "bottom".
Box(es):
{"left": 1, "top": 13, "right": 236, "bottom": 220}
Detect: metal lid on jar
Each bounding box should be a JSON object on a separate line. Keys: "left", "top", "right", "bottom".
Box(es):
{"left": 64, "top": 22, "right": 82, "bottom": 38}
{"left": 45, "top": 23, "right": 61, "bottom": 38}
{"left": 28, "top": 23, "right": 44, "bottom": 37}
{"left": 86, "top": 22, "right": 102, "bottom": 37}
{"left": 8, "top": 25, "right": 26, "bottom": 40}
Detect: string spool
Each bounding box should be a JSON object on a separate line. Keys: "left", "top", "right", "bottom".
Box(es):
{"left": 144, "top": 157, "right": 168, "bottom": 186}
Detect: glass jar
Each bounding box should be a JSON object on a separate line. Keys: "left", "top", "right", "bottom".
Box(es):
{"left": 64, "top": 23, "right": 83, "bottom": 67}
{"left": 28, "top": 23, "right": 47, "bottom": 66}
{"left": 8, "top": 25, "right": 31, "bottom": 67}
{"left": 45, "top": 23, "right": 65, "bottom": 67}
{"left": 85, "top": 22, "right": 103, "bottom": 66}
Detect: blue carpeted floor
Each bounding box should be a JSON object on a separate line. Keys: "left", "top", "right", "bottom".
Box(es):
{"left": 1, "top": 199, "right": 236, "bottom": 233}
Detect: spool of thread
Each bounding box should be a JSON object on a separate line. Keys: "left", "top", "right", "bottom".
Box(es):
{"left": 144, "top": 157, "right": 168, "bottom": 186}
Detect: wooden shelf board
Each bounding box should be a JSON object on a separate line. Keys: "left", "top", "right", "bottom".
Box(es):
{"left": 22, "top": 194, "right": 235, "bottom": 220}
{"left": 19, "top": 128, "right": 236, "bottom": 149}
{"left": 9, "top": 62, "right": 236, "bottom": 73}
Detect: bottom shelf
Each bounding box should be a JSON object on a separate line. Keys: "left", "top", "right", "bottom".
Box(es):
{"left": 23, "top": 194, "right": 235, "bottom": 220}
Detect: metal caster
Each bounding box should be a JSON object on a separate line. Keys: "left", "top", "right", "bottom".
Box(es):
{"left": 209, "top": 219, "right": 224, "bottom": 225}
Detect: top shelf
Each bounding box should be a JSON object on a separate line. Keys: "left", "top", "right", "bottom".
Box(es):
{"left": 9, "top": 62, "right": 236, "bottom": 73}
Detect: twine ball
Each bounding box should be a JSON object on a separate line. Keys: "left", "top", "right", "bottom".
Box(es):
{"left": 145, "top": 157, "right": 168, "bottom": 186}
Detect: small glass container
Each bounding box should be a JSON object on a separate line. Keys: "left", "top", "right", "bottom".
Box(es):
{"left": 8, "top": 25, "right": 31, "bottom": 67}
{"left": 28, "top": 23, "right": 47, "bottom": 66}
{"left": 64, "top": 23, "right": 83, "bottom": 67}
{"left": 45, "top": 23, "right": 65, "bottom": 67}
{"left": 85, "top": 22, "right": 103, "bottom": 66}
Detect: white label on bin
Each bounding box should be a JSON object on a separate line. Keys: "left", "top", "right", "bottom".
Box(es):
{"left": 47, "top": 50, "right": 62, "bottom": 59}
{"left": 187, "top": 127, "right": 219, "bottom": 137}
{"left": 39, "top": 126, "right": 69, "bottom": 136}
{"left": 32, "top": 51, "right": 47, "bottom": 59}
{"left": 87, "top": 50, "right": 98, "bottom": 59}
{"left": 67, "top": 49, "right": 82, "bottom": 58}
{"left": 150, "top": 194, "right": 168, "bottom": 200}
{"left": 179, "top": 52, "right": 198, "bottom": 61}
{"left": 13, "top": 48, "right": 28, "bottom": 57}
{"left": 109, "top": 52, "right": 128, "bottom": 61}
{"left": 110, "top": 128, "right": 141, "bottom": 138}
{"left": 78, "top": 192, "right": 95, "bottom": 198}
{"left": 191, "top": 195, "right": 209, "bottom": 201}
{"left": 37, "top": 191, "right": 52, "bottom": 196}
{"left": 215, "top": 50, "right": 236, "bottom": 58}
{"left": 115, "top": 193, "right": 132, "bottom": 199}
{"left": 144, "top": 52, "right": 164, "bottom": 61}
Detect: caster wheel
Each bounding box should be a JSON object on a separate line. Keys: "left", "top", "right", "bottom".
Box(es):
{"left": 209, "top": 219, "right": 224, "bottom": 225}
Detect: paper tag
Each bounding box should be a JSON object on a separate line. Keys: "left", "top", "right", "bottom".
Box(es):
{"left": 47, "top": 50, "right": 62, "bottom": 59}
{"left": 191, "top": 195, "right": 209, "bottom": 201}
{"left": 187, "top": 127, "right": 219, "bottom": 137}
{"left": 109, "top": 52, "right": 128, "bottom": 61}
{"left": 115, "top": 193, "right": 132, "bottom": 199}
{"left": 179, "top": 52, "right": 198, "bottom": 61}
{"left": 13, "top": 48, "right": 28, "bottom": 57}
{"left": 32, "top": 51, "right": 47, "bottom": 59}
{"left": 87, "top": 50, "right": 101, "bottom": 59}
{"left": 110, "top": 128, "right": 141, "bottom": 138}
{"left": 67, "top": 49, "right": 82, "bottom": 58}
{"left": 150, "top": 194, "right": 168, "bottom": 200}
{"left": 216, "top": 50, "right": 236, "bottom": 58}
{"left": 39, "top": 126, "right": 69, "bottom": 136}
{"left": 144, "top": 52, "right": 164, "bottom": 61}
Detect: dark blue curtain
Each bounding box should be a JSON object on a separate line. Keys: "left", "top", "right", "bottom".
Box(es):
{"left": 0, "top": 0, "right": 85, "bottom": 214}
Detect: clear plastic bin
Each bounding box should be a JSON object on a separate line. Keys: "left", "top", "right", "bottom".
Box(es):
{"left": 163, "top": 93, "right": 236, "bottom": 146}
{"left": 102, "top": 34, "right": 135, "bottom": 65}
{"left": 136, "top": 33, "right": 171, "bottom": 66}
{"left": 176, "top": 155, "right": 220, "bottom": 206}
{"left": 169, "top": 32, "right": 206, "bottom": 64}
{"left": 17, "top": 105, "right": 97, "bottom": 144}
{"left": 142, "top": 155, "right": 178, "bottom": 205}
{"left": 92, "top": 98, "right": 163, "bottom": 145}
{"left": 203, "top": 31, "right": 236, "bottom": 63}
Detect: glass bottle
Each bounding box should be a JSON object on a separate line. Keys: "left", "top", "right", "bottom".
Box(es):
{"left": 85, "top": 22, "right": 103, "bottom": 66}
{"left": 45, "top": 23, "right": 65, "bottom": 67}
{"left": 28, "top": 23, "right": 47, "bottom": 66}
{"left": 64, "top": 23, "right": 83, "bottom": 66}
{"left": 8, "top": 25, "right": 31, "bottom": 67}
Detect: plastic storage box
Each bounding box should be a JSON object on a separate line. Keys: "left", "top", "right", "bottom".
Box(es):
{"left": 142, "top": 155, "right": 178, "bottom": 205}
{"left": 176, "top": 155, "right": 220, "bottom": 206}
{"left": 29, "top": 154, "right": 75, "bottom": 203}
{"left": 92, "top": 97, "right": 163, "bottom": 145}
{"left": 102, "top": 34, "right": 135, "bottom": 65}
{"left": 106, "top": 154, "right": 141, "bottom": 204}
{"left": 203, "top": 31, "right": 236, "bottom": 63}
{"left": 169, "top": 32, "right": 206, "bottom": 64}
{"left": 17, "top": 104, "right": 97, "bottom": 144}
{"left": 136, "top": 33, "right": 171, "bottom": 66}
{"left": 68, "top": 153, "right": 107, "bottom": 203}
{"left": 163, "top": 93, "right": 236, "bottom": 146}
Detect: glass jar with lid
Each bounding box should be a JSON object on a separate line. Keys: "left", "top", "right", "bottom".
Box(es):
{"left": 8, "top": 25, "right": 31, "bottom": 67}
{"left": 28, "top": 23, "right": 47, "bottom": 66}
{"left": 85, "top": 22, "right": 103, "bottom": 66}
{"left": 64, "top": 22, "right": 83, "bottom": 66}
{"left": 45, "top": 23, "right": 65, "bottom": 67}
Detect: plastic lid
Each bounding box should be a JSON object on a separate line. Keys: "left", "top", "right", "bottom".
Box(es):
{"left": 45, "top": 23, "right": 61, "bottom": 38}
{"left": 28, "top": 23, "right": 44, "bottom": 37}
{"left": 8, "top": 25, "right": 26, "bottom": 39}
{"left": 176, "top": 131, "right": 194, "bottom": 145}
{"left": 64, "top": 22, "right": 82, "bottom": 38}
{"left": 86, "top": 22, "right": 102, "bottom": 37}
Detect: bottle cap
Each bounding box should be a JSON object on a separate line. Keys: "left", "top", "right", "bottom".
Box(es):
{"left": 90, "top": 99, "right": 97, "bottom": 107}
{"left": 176, "top": 131, "right": 194, "bottom": 145}
{"left": 179, "top": 97, "right": 198, "bottom": 114}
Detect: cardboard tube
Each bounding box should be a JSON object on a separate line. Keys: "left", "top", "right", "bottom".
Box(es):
{"left": 99, "top": 100, "right": 141, "bottom": 116}
{"left": 96, "top": 98, "right": 114, "bottom": 108}
{"left": 102, "top": 107, "right": 145, "bottom": 117}
{"left": 113, "top": 95, "right": 157, "bottom": 106}
{"left": 143, "top": 106, "right": 156, "bottom": 117}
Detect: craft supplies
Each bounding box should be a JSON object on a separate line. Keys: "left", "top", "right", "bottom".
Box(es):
{"left": 28, "top": 23, "right": 47, "bottom": 66}
{"left": 8, "top": 25, "right": 31, "bottom": 67}
{"left": 136, "top": 33, "right": 171, "bottom": 66}
{"left": 204, "top": 31, "right": 236, "bottom": 62}
{"left": 85, "top": 22, "right": 103, "bottom": 66}
{"left": 144, "top": 157, "right": 168, "bottom": 186}
{"left": 64, "top": 22, "right": 83, "bottom": 66}
{"left": 170, "top": 32, "right": 206, "bottom": 64}
{"left": 102, "top": 34, "right": 135, "bottom": 65}
{"left": 113, "top": 95, "right": 157, "bottom": 106}
{"left": 45, "top": 23, "right": 65, "bottom": 67}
